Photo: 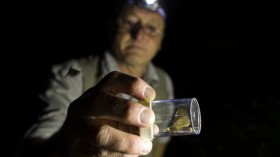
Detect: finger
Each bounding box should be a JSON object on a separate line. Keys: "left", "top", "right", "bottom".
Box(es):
{"left": 98, "top": 119, "right": 139, "bottom": 135}
{"left": 94, "top": 149, "right": 140, "bottom": 157}
{"left": 70, "top": 139, "right": 139, "bottom": 157}
{"left": 97, "top": 71, "right": 156, "bottom": 101}
{"left": 96, "top": 150, "right": 140, "bottom": 157}
{"left": 75, "top": 92, "right": 155, "bottom": 127}
{"left": 62, "top": 119, "right": 146, "bottom": 156}
{"left": 94, "top": 124, "right": 153, "bottom": 156}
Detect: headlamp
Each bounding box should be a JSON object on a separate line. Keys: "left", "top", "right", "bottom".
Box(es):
{"left": 127, "top": 0, "right": 166, "bottom": 18}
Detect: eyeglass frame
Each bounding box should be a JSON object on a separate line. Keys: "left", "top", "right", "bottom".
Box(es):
{"left": 118, "top": 18, "right": 164, "bottom": 37}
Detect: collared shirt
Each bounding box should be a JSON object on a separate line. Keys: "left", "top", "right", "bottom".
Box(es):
{"left": 24, "top": 50, "right": 174, "bottom": 145}
{"left": 99, "top": 51, "right": 172, "bottom": 101}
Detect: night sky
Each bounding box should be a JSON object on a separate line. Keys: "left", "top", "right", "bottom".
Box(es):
{"left": 5, "top": 1, "right": 279, "bottom": 156}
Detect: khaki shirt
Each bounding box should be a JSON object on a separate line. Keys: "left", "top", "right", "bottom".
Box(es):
{"left": 24, "top": 51, "right": 174, "bottom": 157}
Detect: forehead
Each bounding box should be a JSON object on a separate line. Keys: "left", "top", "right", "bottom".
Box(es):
{"left": 119, "top": 5, "right": 165, "bottom": 23}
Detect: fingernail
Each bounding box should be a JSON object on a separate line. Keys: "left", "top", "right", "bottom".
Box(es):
{"left": 141, "top": 140, "right": 152, "bottom": 154}
{"left": 144, "top": 87, "right": 155, "bottom": 100}
{"left": 140, "top": 109, "right": 155, "bottom": 125}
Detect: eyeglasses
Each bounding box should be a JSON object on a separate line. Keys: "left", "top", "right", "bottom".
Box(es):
{"left": 119, "top": 18, "right": 163, "bottom": 37}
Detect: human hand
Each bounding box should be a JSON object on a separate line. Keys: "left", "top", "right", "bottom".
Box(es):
{"left": 60, "top": 71, "right": 156, "bottom": 157}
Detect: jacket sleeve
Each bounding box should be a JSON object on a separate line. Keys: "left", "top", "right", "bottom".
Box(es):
{"left": 24, "top": 59, "right": 84, "bottom": 140}
{"left": 16, "top": 59, "right": 84, "bottom": 157}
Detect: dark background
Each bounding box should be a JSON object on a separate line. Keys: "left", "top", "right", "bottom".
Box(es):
{"left": 5, "top": 1, "right": 279, "bottom": 156}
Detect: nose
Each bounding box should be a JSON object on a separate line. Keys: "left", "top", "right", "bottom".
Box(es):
{"left": 130, "top": 24, "right": 146, "bottom": 40}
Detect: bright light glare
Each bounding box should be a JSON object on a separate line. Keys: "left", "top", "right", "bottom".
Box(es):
{"left": 145, "top": 0, "right": 156, "bottom": 5}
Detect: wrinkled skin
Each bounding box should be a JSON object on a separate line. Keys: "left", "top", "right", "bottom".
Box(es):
{"left": 112, "top": 4, "right": 165, "bottom": 77}
{"left": 60, "top": 71, "right": 158, "bottom": 157}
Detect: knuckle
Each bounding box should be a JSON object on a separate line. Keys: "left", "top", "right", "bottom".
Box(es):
{"left": 123, "top": 137, "right": 137, "bottom": 153}
{"left": 95, "top": 124, "right": 139, "bottom": 154}
{"left": 95, "top": 125, "right": 111, "bottom": 146}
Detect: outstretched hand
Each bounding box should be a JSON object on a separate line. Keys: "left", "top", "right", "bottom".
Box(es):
{"left": 60, "top": 71, "right": 157, "bottom": 157}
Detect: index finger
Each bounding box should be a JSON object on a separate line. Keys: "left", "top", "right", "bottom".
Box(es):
{"left": 96, "top": 71, "right": 156, "bottom": 101}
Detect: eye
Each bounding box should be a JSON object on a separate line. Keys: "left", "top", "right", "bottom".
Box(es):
{"left": 146, "top": 24, "right": 161, "bottom": 35}
{"left": 122, "top": 18, "right": 137, "bottom": 28}
{"left": 146, "top": 25, "right": 157, "bottom": 32}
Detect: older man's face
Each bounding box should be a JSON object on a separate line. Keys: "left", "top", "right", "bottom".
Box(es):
{"left": 113, "top": 5, "right": 165, "bottom": 67}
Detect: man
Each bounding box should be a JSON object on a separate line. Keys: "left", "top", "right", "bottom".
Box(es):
{"left": 18, "top": 0, "right": 174, "bottom": 156}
